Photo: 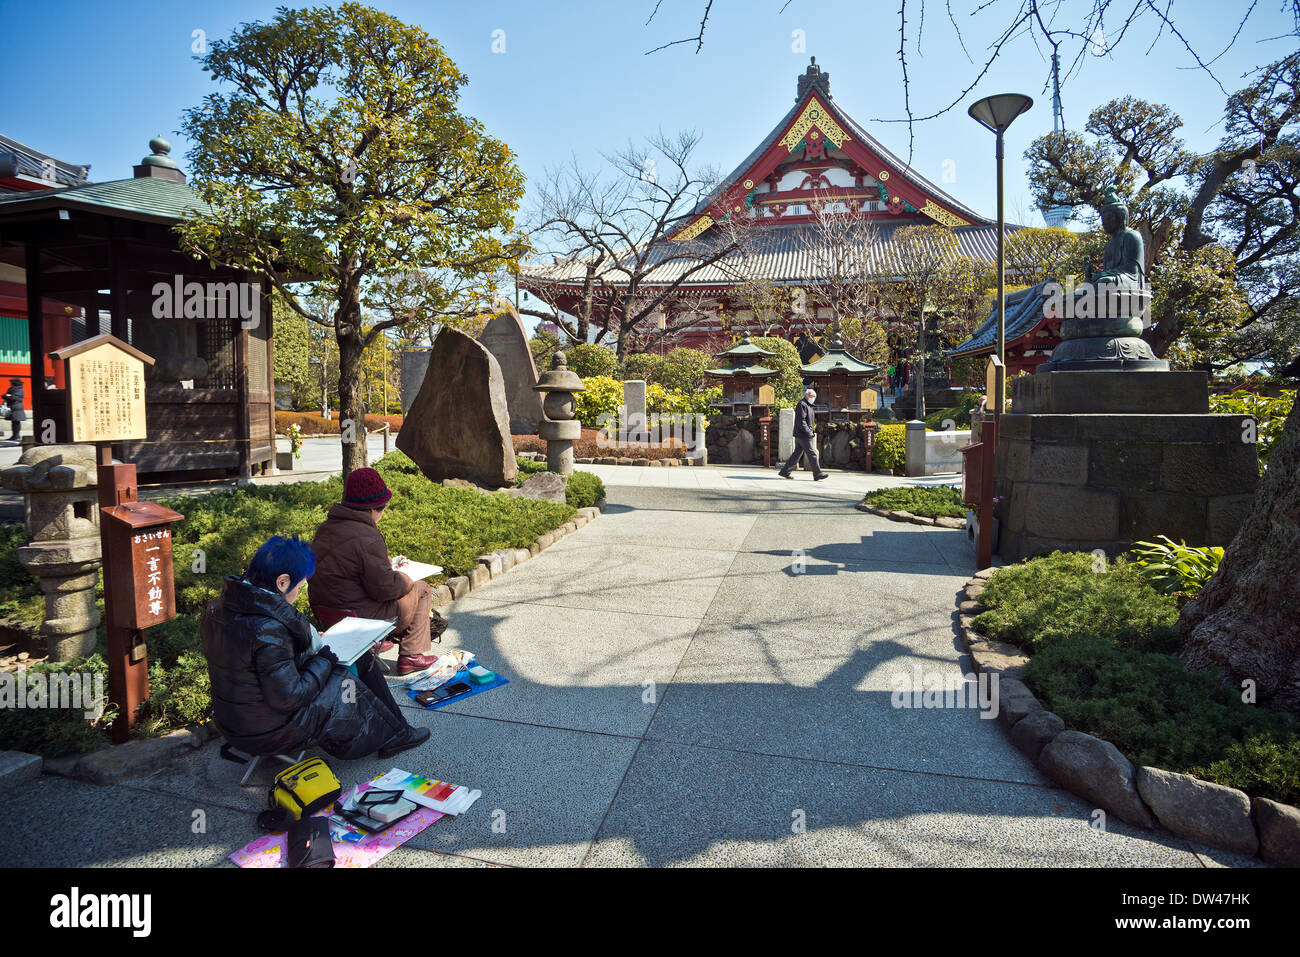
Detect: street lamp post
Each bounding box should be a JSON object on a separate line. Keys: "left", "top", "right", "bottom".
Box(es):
{"left": 968, "top": 93, "right": 1033, "bottom": 426}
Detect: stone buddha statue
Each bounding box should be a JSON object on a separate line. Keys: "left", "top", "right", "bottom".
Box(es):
{"left": 1087, "top": 187, "right": 1145, "bottom": 289}
{"left": 1039, "top": 185, "right": 1167, "bottom": 372}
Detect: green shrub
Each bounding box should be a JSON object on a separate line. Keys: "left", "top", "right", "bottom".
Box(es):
{"left": 872, "top": 423, "right": 907, "bottom": 471}
{"left": 862, "top": 485, "right": 965, "bottom": 519}
{"left": 1192, "top": 733, "right": 1300, "bottom": 806}
{"left": 972, "top": 551, "right": 1179, "bottom": 653}
{"left": 621, "top": 352, "right": 665, "bottom": 384}
{"left": 0, "top": 524, "right": 43, "bottom": 627}
{"left": 1024, "top": 633, "right": 1298, "bottom": 803}
{"left": 565, "top": 471, "right": 605, "bottom": 509}
{"left": 1208, "top": 388, "right": 1294, "bottom": 472}
{"left": 748, "top": 337, "right": 805, "bottom": 408}
{"left": 0, "top": 654, "right": 114, "bottom": 756}
{"left": 573, "top": 375, "right": 624, "bottom": 428}
{"left": 923, "top": 392, "right": 981, "bottom": 431}
{"left": 1128, "top": 536, "right": 1224, "bottom": 598}
{"left": 565, "top": 343, "right": 619, "bottom": 379}
{"left": 646, "top": 382, "right": 721, "bottom": 415}
{"left": 657, "top": 348, "right": 715, "bottom": 394}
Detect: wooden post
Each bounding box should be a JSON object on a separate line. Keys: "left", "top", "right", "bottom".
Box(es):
{"left": 976, "top": 418, "right": 997, "bottom": 570}
{"left": 96, "top": 442, "right": 150, "bottom": 743}
{"left": 24, "top": 243, "right": 45, "bottom": 441}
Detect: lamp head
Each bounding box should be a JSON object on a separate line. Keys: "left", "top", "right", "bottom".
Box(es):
{"left": 967, "top": 94, "right": 1034, "bottom": 133}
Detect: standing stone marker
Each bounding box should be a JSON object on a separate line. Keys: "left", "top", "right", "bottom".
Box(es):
{"left": 396, "top": 328, "right": 517, "bottom": 487}
{"left": 623, "top": 380, "right": 648, "bottom": 443}
{"left": 401, "top": 348, "right": 433, "bottom": 415}
{"left": 778, "top": 407, "right": 794, "bottom": 461}
{"left": 478, "top": 305, "right": 544, "bottom": 434}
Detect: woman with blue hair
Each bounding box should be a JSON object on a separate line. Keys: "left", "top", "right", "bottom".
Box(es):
{"left": 201, "top": 535, "right": 430, "bottom": 760}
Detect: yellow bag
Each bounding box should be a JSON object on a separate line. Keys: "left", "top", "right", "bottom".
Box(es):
{"left": 269, "top": 757, "right": 342, "bottom": 821}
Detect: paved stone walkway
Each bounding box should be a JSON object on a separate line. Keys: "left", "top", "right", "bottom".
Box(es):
{"left": 0, "top": 467, "right": 1260, "bottom": 867}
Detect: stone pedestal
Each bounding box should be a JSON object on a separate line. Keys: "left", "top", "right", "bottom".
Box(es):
{"left": 0, "top": 444, "right": 103, "bottom": 661}
{"left": 994, "top": 371, "right": 1258, "bottom": 561}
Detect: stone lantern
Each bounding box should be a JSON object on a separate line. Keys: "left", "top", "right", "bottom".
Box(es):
{"left": 0, "top": 445, "right": 103, "bottom": 661}
{"left": 533, "top": 351, "right": 586, "bottom": 475}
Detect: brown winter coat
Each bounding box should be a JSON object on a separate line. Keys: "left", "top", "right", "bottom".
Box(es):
{"left": 308, "top": 503, "right": 412, "bottom": 617}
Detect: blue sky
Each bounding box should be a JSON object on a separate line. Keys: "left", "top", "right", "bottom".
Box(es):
{"left": 2, "top": 1, "right": 1293, "bottom": 228}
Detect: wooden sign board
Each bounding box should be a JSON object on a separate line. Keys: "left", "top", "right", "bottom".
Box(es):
{"left": 985, "top": 355, "right": 1005, "bottom": 410}
{"left": 51, "top": 335, "right": 155, "bottom": 443}
{"left": 101, "top": 500, "right": 184, "bottom": 630}
{"left": 757, "top": 384, "right": 776, "bottom": 405}
{"left": 860, "top": 388, "right": 879, "bottom": 410}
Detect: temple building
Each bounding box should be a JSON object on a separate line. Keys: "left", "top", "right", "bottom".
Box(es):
{"left": 798, "top": 332, "right": 879, "bottom": 411}
{"left": 705, "top": 337, "right": 778, "bottom": 412}
{"left": 0, "top": 135, "right": 278, "bottom": 480}
{"left": 948, "top": 281, "right": 1062, "bottom": 376}
{"left": 521, "top": 59, "right": 1005, "bottom": 360}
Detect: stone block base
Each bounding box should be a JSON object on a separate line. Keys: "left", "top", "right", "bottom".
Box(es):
{"left": 994, "top": 410, "right": 1258, "bottom": 562}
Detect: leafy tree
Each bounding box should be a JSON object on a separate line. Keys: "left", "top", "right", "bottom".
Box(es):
{"left": 1026, "top": 55, "right": 1300, "bottom": 360}
{"left": 1004, "top": 227, "right": 1096, "bottom": 285}
{"left": 565, "top": 343, "right": 619, "bottom": 379}
{"left": 1155, "top": 247, "right": 1251, "bottom": 371}
{"left": 657, "top": 347, "right": 714, "bottom": 394}
{"left": 748, "top": 336, "right": 804, "bottom": 408}
{"left": 178, "top": 4, "right": 525, "bottom": 476}
{"left": 529, "top": 325, "right": 562, "bottom": 373}
{"left": 270, "top": 292, "right": 311, "bottom": 409}
{"left": 620, "top": 351, "right": 666, "bottom": 385}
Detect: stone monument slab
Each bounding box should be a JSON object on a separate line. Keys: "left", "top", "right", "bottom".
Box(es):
{"left": 396, "top": 329, "right": 517, "bottom": 487}
{"left": 478, "top": 306, "right": 544, "bottom": 434}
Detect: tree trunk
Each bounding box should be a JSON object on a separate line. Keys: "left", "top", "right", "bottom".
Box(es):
{"left": 335, "top": 293, "right": 369, "bottom": 479}
{"left": 1178, "top": 398, "right": 1300, "bottom": 715}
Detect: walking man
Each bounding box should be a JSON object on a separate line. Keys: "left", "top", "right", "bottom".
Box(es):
{"left": 779, "top": 388, "right": 828, "bottom": 481}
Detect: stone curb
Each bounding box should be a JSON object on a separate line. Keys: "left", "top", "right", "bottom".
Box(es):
{"left": 957, "top": 566, "right": 1300, "bottom": 863}
{"left": 40, "top": 721, "right": 222, "bottom": 786}
{"left": 28, "top": 507, "right": 607, "bottom": 786}
{"left": 574, "top": 457, "right": 702, "bottom": 467}
{"left": 854, "top": 503, "right": 965, "bottom": 529}
{"left": 428, "top": 503, "right": 603, "bottom": 610}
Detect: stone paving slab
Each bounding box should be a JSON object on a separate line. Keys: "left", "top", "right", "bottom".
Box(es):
{"left": 0, "top": 776, "right": 255, "bottom": 868}
{"left": 422, "top": 598, "right": 699, "bottom": 737}
{"left": 466, "top": 538, "right": 735, "bottom": 619}
{"left": 581, "top": 739, "right": 1213, "bottom": 868}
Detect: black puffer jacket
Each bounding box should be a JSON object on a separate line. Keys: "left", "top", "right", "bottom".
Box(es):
{"left": 200, "top": 575, "right": 400, "bottom": 759}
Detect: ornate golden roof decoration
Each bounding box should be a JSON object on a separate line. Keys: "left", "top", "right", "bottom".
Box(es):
{"left": 670, "top": 215, "right": 715, "bottom": 241}
{"left": 780, "top": 100, "right": 850, "bottom": 152}
{"left": 919, "top": 200, "right": 968, "bottom": 228}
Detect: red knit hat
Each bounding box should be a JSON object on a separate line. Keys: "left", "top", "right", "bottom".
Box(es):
{"left": 342, "top": 467, "right": 392, "bottom": 510}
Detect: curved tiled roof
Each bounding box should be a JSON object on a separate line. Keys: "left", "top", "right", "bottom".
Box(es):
{"left": 521, "top": 219, "right": 1008, "bottom": 289}
{"left": 948, "top": 280, "right": 1053, "bottom": 357}
{"left": 0, "top": 176, "right": 210, "bottom": 222}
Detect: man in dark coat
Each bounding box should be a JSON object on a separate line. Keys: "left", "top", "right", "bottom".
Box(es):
{"left": 778, "top": 387, "right": 828, "bottom": 481}
{"left": 3, "top": 379, "right": 24, "bottom": 442}
{"left": 201, "top": 536, "right": 429, "bottom": 760}
{"left": 310, "top": 468, "right": 438, "bottom": 675}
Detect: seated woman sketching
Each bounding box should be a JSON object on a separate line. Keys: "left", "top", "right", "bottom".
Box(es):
{"left": 309, "top": 467, "right": 446, "bottom": 676}
{"left": 201, "top": 535, "right": 430, "bottom": 761}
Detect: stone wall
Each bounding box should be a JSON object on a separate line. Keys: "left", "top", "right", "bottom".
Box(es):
{"left": 707, "top": 414, "right": 765, "bottom": 464}
{"left": 994, "top": 371, "right": 1258, "bottom": 561}
{"left": 706, "top": 412, "right": 870, "bottom": 470}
